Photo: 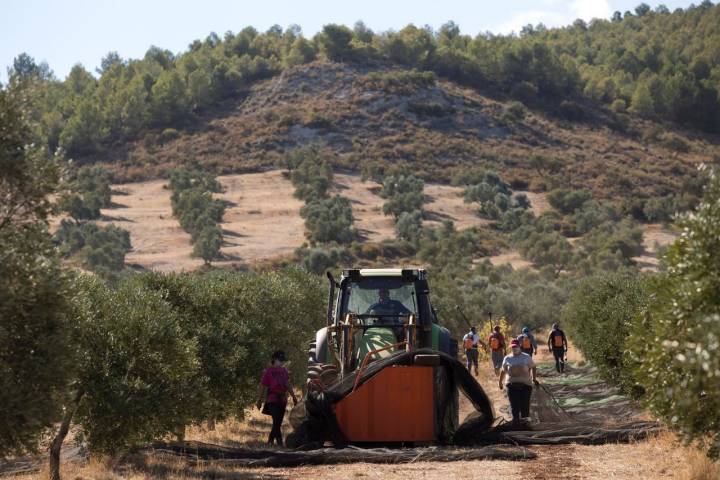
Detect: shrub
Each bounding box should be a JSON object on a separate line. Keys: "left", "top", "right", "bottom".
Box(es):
{"left": 611, "top": 98, "right": 627, "bottom": 112}
{"left": 159, "top": 127, "right": 180, "bottom": 144}
{"left": 510, "top": 81, "right": 538, "bottom": 103}
{"left": 558, "top": 100, "right": 585, "bottom": 121}
{"left": 300, "top": 195, "right": 355, "bottom": 244}
{"left": 547, "top": 188, "right": 592, "bottom": 214}
{"left": 359, "top": 70, "right": 436, "bottom": 94}
{"left": 501, "top": 101, "right": 526, "bottom": 122}
{"left": 53, "top": 220, "right": 132, "bottom": 281}
{"left": 642, "top": 195, "right": 679, "bottom": 223}
{"left": 193, "top": 225, "right": 224, "bottom": 264}
{"left": 561, "top": 273, "right": 647, "bottom": 392}
{"left": 168, "top": 162, "right": 225, "bottom": 264}
{"left": 395, "top": 209, "right": 423, "bottom": 241}
{"left": 291, "top": 156, "right": 334, "bottom": 201}
{"left": 296, "top": 246, "right": 350, "bottom": 274}
{"left": 660, "top": 133, "right": 691, "bottom": 153}
{"left": 408, "top": 101, "right": 449, "bottom": 117}
{"left": 570, "top": 201, "right": 617, "bottom": 235}
{"left": 380, "top": 173, "right": 425, "bottom": 220}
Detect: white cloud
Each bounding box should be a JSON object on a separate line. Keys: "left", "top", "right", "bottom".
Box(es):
{"left": 570, "top": 0, "right": 613, "bottom": 21}
{"left": 495, "top": 0, "right": 612, "bottom": 34}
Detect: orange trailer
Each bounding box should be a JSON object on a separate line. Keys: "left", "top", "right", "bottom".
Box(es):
{"left": 334, "top": 365, "right": 436, "bottom": 442}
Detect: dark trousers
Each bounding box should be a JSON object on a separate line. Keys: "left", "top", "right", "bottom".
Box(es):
{"left": 506, "top": 383, "right": 533, "bottom": 421}
{"left": 267, "top": 402, "right": 286, "bottom": 445}
{"left": 465, "top": 348, "right": 479, "bottom": 371}
{"left": 553, "top": 347, "right": 566, "bottom": 372}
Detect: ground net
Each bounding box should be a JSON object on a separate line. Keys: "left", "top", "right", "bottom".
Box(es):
{"left": 456, "top": 362, "right": 662, "bottom": 446}
{"left": 133, "top": 357, "right": 661, "bottom": 469}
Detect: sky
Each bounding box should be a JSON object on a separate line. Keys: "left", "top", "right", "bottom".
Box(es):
{"left": 1, "top": 0, "right": 695, "bottom": 83}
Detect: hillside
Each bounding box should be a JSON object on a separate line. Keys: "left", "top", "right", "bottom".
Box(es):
{"left": 98, "top": 170, "right": 499, "bottom": 271}
{"left": 107, "top": 61, "right": 718, "bottom": 204}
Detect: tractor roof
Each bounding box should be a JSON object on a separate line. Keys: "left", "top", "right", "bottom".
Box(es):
{"left": 342, "top": 268, "right": 426, "bottom": 280}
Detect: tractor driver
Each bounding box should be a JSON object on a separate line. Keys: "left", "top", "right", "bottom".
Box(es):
{"left": 365, "top": 288, "right": 412, "bottom": 334}
{"left": 366, "top": 288, "right": 412, "bottom": 317}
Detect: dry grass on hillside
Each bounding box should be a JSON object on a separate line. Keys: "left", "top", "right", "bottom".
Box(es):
{"left": 95, "top": 170, "right": 499, "bottom": 272}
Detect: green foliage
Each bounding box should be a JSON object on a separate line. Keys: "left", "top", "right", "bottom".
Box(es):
{"left": 317, "top": 24, "right": 356, "bottom": 62}
{"left": 569, "top": 200, "right": 618, "bottom": 235}
{"left": 629, "top": 169, "right": 720, "bottom": 456}
{"left": 295, "top": 246, "right": 350, "bottom": 274}
{"left": 642, "top": 195, "right": 680, "bottom": 222}
{"left": 547, "top": 188, "right": 592, "bottom": 214}
{"left": 417, "top": 221, "right": 493, "bottom": 266}
{"left": 575, "top": 218, "right": 644, "bottom": 272}
{"left": 463, "top": 171, "right": 532, "bottom": 231}
{"left": 430, "top": 259, "right": 571, "bottom": 334}
{"left": 514, "top": 219, "right": 573, "bottom": 275}
{"left": 290, "top": 153, "right": 334, "bottom": 201}
{"left": 0, "top": 228, "right": 73, "bottom": 457}
{"left": 395, "top": 209, "right": 424, "bottom": 241}
{"left": 380, "top": 173, "right": 425, "bottom": 219}
{"left": 0, "top": 89, "right": 74, "bottom": 457}
{"left": 53, "top": 221, "right": 132, "bottom": 281}
{"left": 561, "top": 273, "right": 648, "bottom": 391}
{"left": 70, "top": 277, "right": 199, "bottom": 453}
{"left": 135, "top": 268, "right": 325, "bottom": 411}
{"left": 59, "top": 165, "right": 114, "bottom": 221}
{"left": 300, "top": 195, "right": 355, "bottom": 244}
{"left": 359, "top": 70, "right": 436, "bottom": 94}
{"left": 501, "top": 101, "right": 527, "bottom": 122}
{"left": 168, "top": 162, "right": 225, "bottom": 264}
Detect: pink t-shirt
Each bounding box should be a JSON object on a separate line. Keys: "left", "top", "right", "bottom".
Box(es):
{"left": 261, "top": 366, "right": 289, "bottom": 404}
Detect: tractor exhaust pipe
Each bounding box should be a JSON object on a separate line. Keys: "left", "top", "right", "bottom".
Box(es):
{"left": 326, "top": 271, "right": 337, "bottom": 327}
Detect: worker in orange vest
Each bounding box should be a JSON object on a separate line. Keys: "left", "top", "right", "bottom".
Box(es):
{"left": 516, "top": 326, "right": 537, "bottom": 357}
{"left": 547, "top": 323, "right": 568, "bottom": 373}
{"left": 462, "top": 326, "right": 486, "bottom": 376}
{"left": 488, "top": 325, "right": 507, "bottom": 376}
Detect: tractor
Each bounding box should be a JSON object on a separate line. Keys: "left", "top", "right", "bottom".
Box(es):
{"left": 301, "top": 268, "right": 462, "bottom": 444}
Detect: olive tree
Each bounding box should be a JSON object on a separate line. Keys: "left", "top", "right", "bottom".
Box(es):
{"left": 629, "top": 169, "right": 720, "bottom": 457}
{"left": 49, "top": 277, "right": 200, "bottom": 480}
{"left": 0, "top": 89, "right": 74, "bottom": 458}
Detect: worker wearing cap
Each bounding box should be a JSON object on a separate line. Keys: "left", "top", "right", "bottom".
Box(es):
{"left": 499, "top": 339, "right": 538, "bottom": 424}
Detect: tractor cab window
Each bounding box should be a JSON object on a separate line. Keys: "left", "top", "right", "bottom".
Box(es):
{"left": 342, "top": 278, "right": 417, "bottom": 325}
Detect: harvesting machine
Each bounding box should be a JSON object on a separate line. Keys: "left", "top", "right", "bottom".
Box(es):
{"left": 294, "top": 268, "right": 490, "bottom": 446}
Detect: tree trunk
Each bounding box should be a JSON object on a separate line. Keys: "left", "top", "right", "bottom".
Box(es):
{"left": 49, "top": 389, "right": 84, "bottom": 480}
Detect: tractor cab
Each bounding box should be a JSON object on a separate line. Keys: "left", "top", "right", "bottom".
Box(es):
{"left": 308, "top": 269, "right": 455, "bottom": 378}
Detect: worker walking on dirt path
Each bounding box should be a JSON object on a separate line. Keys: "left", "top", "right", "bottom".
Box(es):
{"left": 499, "top": 339, "right": 538, "bottom": 424}
{"left": 488, "top": 325, "right": 507, "bottom": 376}
{"left": 463, "top": 326, "right": 486, "bottom": 376}
{"left": 256, "top": 350, "right": 298, "bottom": 447}
{"left": 547, "top": 323, "right": 568, "bottom": 373}
{"left": 516, "top": 327, "right": 537, "bottom": 357}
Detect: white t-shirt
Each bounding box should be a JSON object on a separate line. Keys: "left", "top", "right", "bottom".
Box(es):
{"left": 463, "top": 332, "right": 480, "bottom": 347}
{"left": 502, "top": 352, "right": 535, "bottom": 386}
